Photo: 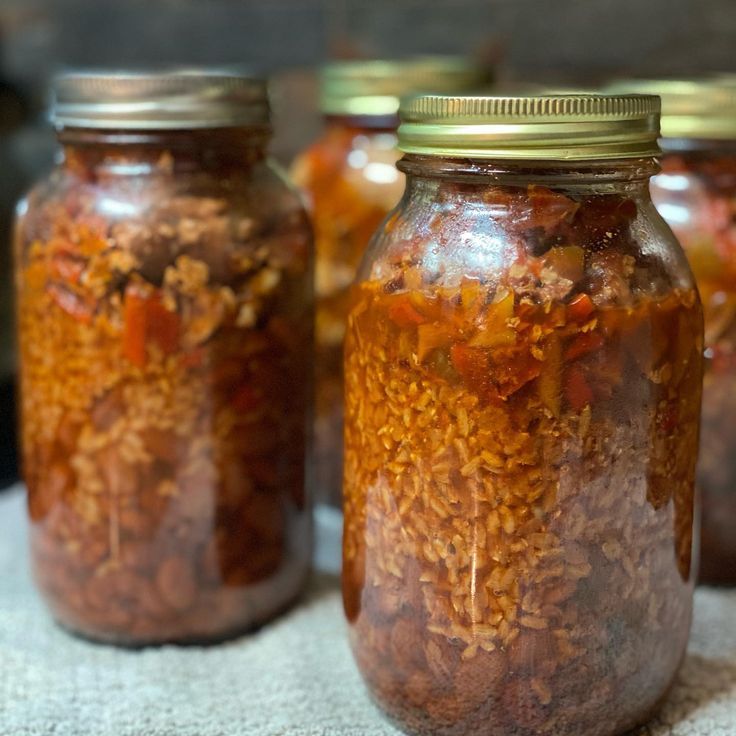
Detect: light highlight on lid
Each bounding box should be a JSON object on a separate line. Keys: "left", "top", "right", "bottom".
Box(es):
{"left": 52, "top": 69, "right": 270, "bottom": 130}
{"left": 398, "top": 93, "right": 661, "bottom": 160}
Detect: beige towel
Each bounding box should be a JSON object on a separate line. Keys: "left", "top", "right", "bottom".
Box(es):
{"left": 1, "top": 486, "right": 734, "bottom": 735}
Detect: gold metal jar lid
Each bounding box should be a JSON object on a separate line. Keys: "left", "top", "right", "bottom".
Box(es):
{"left": 320, "top": 57, "right": 486, "bottom": 118}
{"left": 398, "top": 94, "right": 661, "bottom": 160}
{"left": 52, "top": 69, "right": 270, "bottom": 130}
{"left": 605, "top": 78, "right": 736, "bottom": 140}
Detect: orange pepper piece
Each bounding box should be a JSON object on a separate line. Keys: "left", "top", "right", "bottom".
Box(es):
{"left": 388, "top": 297, "right": 426, "bottom": 328}
{"left": 417, "top": 323, "right": 452, "bottom": 362}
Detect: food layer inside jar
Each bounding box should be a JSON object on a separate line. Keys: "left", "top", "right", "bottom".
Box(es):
{"left": 292, "top": 124, "right": 403, "bottom": 505}
{"left": 654, "top": 151, "right": 736, "bottom": 582}
{"left": 343, "top": 182, "right": 702, "bottom": 735}
{"left": 19, "top": 146, "right": 313, "bottom": 643}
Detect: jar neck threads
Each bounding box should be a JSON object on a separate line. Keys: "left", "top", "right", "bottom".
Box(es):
{"left": 398, "top": 154, "right": 659, "bottom": 192}
{"left": 57, "top": 127, "right": 269, "bottom": 176}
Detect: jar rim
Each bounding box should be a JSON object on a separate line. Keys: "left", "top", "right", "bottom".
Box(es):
{"left": 51, "top": 68, "right": 271, "bottom": 131}
{"left": 397, "top": 94, "right": 661, "bottom": 161}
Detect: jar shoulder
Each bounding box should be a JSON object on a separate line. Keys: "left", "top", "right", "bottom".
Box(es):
{"left": 15, "top": 159, "right": 313, "bottom": 288}
{"left": 20, "top": 159, "right": 307, "bottom": 221}
{"left": 360, "top": 181, "right": 698, "bottom": 305}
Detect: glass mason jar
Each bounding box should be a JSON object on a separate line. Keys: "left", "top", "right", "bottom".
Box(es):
{"left": 16, "top": 71, "right": 314, "bottom": 645}
{"left": 611, "top": 79, "right": 736, "bottom": 584}
{"left": 291, "top": 58, "right": 484, "bottom": 508}
{"left": 343, "top": 95, "right": 702, "bottom": 735}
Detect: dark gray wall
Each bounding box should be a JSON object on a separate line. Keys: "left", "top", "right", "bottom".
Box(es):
{"left": 3, "top": 0, "right": 734, "bottom": 80}
{"left": 0, "top": 0, "right": 734, "bottom": 160}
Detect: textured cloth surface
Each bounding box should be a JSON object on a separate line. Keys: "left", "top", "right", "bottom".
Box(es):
{"left": 1, "top": 486, "right": 736, "bottom": 736}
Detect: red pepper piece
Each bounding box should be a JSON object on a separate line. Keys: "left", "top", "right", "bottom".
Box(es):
{"left": 567, "top": 293, "right": 595, "bottom": 322}
{"left": 123, "top": 287, "right": 148, "bottom": 367}
{"left": 450, "top": 343, "right": 491, "bottom": 394}
{"left": 123, "top": 283, "right": 180, "bottom": 368}
{"left": 564, "top": 332, "right": 604, "bottom": 361}
{"left": 565, "top": 366, "right": 593, "bottom": 411}
{"left": 494, "top": 353, "right": 541, "bottom": 398}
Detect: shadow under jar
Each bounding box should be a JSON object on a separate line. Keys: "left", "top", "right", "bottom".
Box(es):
{"left": 342, "top": 94, "right": 703, "bottom": 735}
{"left": 291, "top": 58, "right": 484, "bottom": 509}
{"left": 16, "top": 71, "right": 314, "bottom": 645}
{"left": 610, "top": 79, "right": 736, "bottom": 585}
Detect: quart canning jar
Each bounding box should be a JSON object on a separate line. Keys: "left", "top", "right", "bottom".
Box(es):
{"left": 291, "top": 58, "right": 484, "bottom": 508}
{"left": 16, "top": 71, "right": 313, "bottom": 645}
{"left": 610, "top": 78, "right": 736, "bottom": 584}
{"left": 343, "top": 94, "right": 702, "bottom": 735}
